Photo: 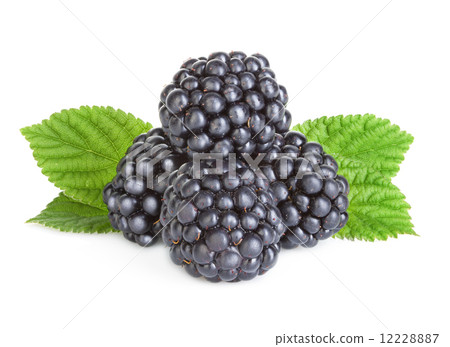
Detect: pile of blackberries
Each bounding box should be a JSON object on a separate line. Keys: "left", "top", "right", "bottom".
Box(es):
{"left": 103, "top": 51, "right": 349, "bottom": 282}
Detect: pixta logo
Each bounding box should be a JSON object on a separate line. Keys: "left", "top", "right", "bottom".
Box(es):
{"left": 124, "top": 141, "right": 173, "bottom": 190}
{"left": 191, "top": 152, "right": 327, "bottom": 180}
{"left": 124, "top": 142, "right": 329, "bottom": 191}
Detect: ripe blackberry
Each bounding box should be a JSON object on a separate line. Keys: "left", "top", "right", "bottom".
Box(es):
{"left": 159, "top": 51, "right": 292, "bottom": 158}
{"left": 257, "top": 130, "right": 350, "bottom": 249}
{"left": 160, "top": 162, "right": 284, "bottom": 282}
{"left": 103, "top": 128, "right": 188, "bottom": 246}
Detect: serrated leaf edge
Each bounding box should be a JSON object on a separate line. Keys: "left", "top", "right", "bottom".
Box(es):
{"left": 21, "top": 106, "right": 152, "bottom": 210}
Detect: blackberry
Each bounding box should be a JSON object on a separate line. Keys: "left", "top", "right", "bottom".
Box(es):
{"left": 257, "top": 130, "right": 350, "bottom": 249}
{"left": 160, "top": 162, "right": 284, "bottom": 282}
{"left": 103, "top": 128, "right": 188, "bottom": 246}
{"left": 159, "top": 51, "right": 292, "bottom": 158}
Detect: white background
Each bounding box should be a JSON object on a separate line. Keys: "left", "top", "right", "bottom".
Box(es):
{"left": 1, "top": 1, "right": 449, "bottom": 346}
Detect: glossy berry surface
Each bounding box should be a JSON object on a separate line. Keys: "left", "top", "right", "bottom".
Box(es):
{"left": 159, "top": 51, "right": 292, "bottom": 158}
{"left": 160, "top": 162, "right": 283, "bottom": 282}
{"left": 103, "top": 128, "right": 188, "bottom": 246}
{"left": 259, "top": 131, "right": 350, "bottom": 250}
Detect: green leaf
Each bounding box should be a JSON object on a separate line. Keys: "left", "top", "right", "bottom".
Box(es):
{"left": 295, "top": 114, "right": 415, "bottom": 241}
{"left": 293, "top": 114, "right": 414, "bottom": 179}
{"left": 21, "top": 106, "right": 151, "bottom": 209}
{"left": 27, "top": 193, "right": 116, "bottom": 233}
{"left": 337, "top": 168, "right": 416, "bottom": 241}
